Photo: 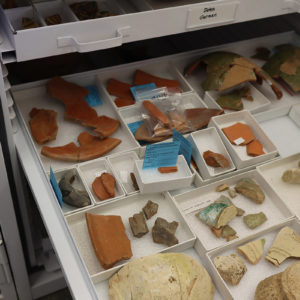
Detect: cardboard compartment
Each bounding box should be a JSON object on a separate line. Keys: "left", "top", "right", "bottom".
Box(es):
{"left": 107, "top": 151, "right": 140, "bottom": 195}
{"left": 35, "top": 0, "right": 76, "bottom": 26}
{"left": 209, "top": 110, "right": 278, "bottom": 169}
{"left": 78, "top": 158, "right": 125, "bottom": 204}
{"left": 204, "top": 83, "right": 271, "bottom": 114}
{"left": 65, "top": 192, "right": 196, "bottom": 282}
{"left": 133, "top": 155, "right": 194, "bottom": 193}
{"left": 257, "top": 153, "right": 300, "bottom": 219}
{"left": 65, "top": 0, "right": 125, "bottom": 21}
{"left": 97, "top": 61, "right": 193, "bottom": 110}
{"left": 94, "top": 245, "right": 226, "bottom": 300}
{"left": 53, "top": 167, "right": 94, "bottom": 215}
{"left": 207, "top": 218, "right": 300, "bottom": 300}
{"left": 188, "top": 127, "right": 236, "bottom": 179}
{"left": 174, "top": 170, "right": 293, "bottom": 250}
{"left": 13, "top": 73, "right": 138, "bottom": 172}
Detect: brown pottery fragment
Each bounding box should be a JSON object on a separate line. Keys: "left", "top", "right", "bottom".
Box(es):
{"left": 222, "top": 122, "right": 255, "bottom": 145}
{"left": 234, "top": 178, "right": 265, "bottom": 204}
{"left": 142, "top": 200, "right": 158, "bottom": 220}
{"left": 129, "top": 212, "right": 149, "bottom": 238}
{"left": 203, "top": 150, "right": 230, "bottom": 168}
{"left": 100, "top": 173, "right": 115, "bottom": 197}
{"left": 152, "top": 217, "right": 179, "bottom": 247}
{"left": 158, "top": 166, "right": 178, "bottom": 173}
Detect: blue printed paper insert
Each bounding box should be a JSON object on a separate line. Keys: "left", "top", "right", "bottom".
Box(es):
{"left": 84, "top": 85, "right": 102, "bottom": 106}
{"left": 128, "top": 120, "right": 144, "bottom": 136}
{"left": 143, "top": 141, "right": 180, "bottom": 169}
{"left": 173, "top": 129, "right": 192, "bottom": 165}
{"left": 130, "top": 83, "right": 157, "bottom": 101}
{"left": 50, "top": 167, "right": 63, "bottom": 207}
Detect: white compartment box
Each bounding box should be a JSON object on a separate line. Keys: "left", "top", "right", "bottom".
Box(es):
{"left": 174, "top": 170, "right": 293, "bottom": 250}
{"left": 35, "top": 0, "right": 76, "bottom": 26}
{"left": 78, "top": 158, "right": 125, "bottom": 204}
{"left": 97, "top": 60, "right": 193, "bottom": 110}
{"left": 289, "top": 103, "right": 300, "bottom": 127}
{"left": 65, "top": 192, "right": 196, "bottom": 283}
{"left": 53, "top": 167, "right": 95, "bottom": 215}
{"left": 204, "top": 83, "right": 271, "bottom": 114}
{"left": 188, "top": 127, "right": 236, "bottom": 179}
{"left": 206, "top": 218, "right": 300, "bottom": 300}
{"left": 108, "top": 151, "right": 140, "bottom": 195}
{"left": 133, "top": 155, "right": 194, "bottom": 193}
{"left": 13, "top": 72, "right": 138, "bottom": 172}
{"left": 209, "top": 110, "right": 278, "bottom": 169}
{"left": 257, "top": 153, "right": 300, "bottom": 219}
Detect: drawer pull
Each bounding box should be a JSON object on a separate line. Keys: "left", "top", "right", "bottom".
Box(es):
{"left": 57, "top": 26, "right": 131, "bottom": 52}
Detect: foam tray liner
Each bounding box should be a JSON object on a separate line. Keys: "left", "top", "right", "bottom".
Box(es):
{"left": 207, "top": 218, "right": 300, "bottom": 300}
{"left": 65, "top": 192, "right": 196, "bottom": 282}
{"left": 174, "top": 170, "right": 293, "bottom": 250}
{"left": 257, "top": 153, "right": 300, "bottom": 219}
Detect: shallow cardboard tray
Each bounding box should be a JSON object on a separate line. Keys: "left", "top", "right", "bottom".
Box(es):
{"left": 94, "top": 245, "right": 225, "bottom": 300}
{"left": 255, "top": 104, "right": 300, "bottom": 158}
{"left": 65, "top": 0, "right": 125, "bottom": 21}
{"left": 174, "top": 170, "right": 293, "bottom": 251}
{"left": 134, "top": 155, "right": 194, "bottom": 193}
{"left": 188, "top": 127, "right": 236, "bottom": 179}
{"left": 257, "top": 153, "right": 300, "bottom": 219}
{"left": 78, "top": 158, "right": 125, "bottom": 204}
{"left": 35, "top": 0, "right": 76, "bottom": 26}
{"left": 13, "top": 73, "right": 138, "bottom": 172}
{"left": 209, "top": 110, "right": 278, "bottom": 169}
{"left": 107, "top": 151, "right": 140, "bottom": 195}
{"left": 65, "top": 192, "right": 196, "bottom": 283}
{"left": 53, "top": 167, "right": 95, "bottom": 215}
{"left": 207, "top": 218, "right": 300, "bottom": 300}
{"left": 204, "top": 83, "right": 271, "bottom": 114}
{"left": 97, "top": 61, "right": 193, "bottom": 110}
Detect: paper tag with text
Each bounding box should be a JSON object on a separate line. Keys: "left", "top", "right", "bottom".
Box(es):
{"left": 173, "top": 129, "right": 192, "bottom": 165}
{"left": 84, "top": 85, "right": 102, "bottom": 106}
{"left": 130, "top": 83, "right": 157, "bottom": 101}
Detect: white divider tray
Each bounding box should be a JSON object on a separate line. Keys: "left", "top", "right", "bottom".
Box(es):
{"left": 133, "top": 155, "right": 194, "bottom": 193}
{"left": 78, "top": 158, "right": 125, "bottom": 204}
{"left": 204, "top": 83, "right": 271, "bottom": 114}
{"left": 209, "top": 110, "right": 278, "bottom": 169}
{"left": 97, "top": 60, "right": 193, "bottom": 110}
{"left": 257, "top": 153, "right": 300, "bottom": 219}
{"left": 107, "top": 151, "right": 140, "bottom": 195}
{"left": 173, "top": 170, "right": 293, "bottom": 250}
{"left": 53, "top": 167, "right": 95, "bottom": 215}
{"left": 94, "top": 246, "right": 226, "bottom": 300}
{"left": 206, "top": 218, "right": 300, "bottom": 300}
{"left": 65, "top": 192, "right": 196, "bottom": 283}
{"left": 188, "top": 127, "right": 236, "bottom": 179}
{"left": 13, "top": 73, "right": 138, "bottom": 172}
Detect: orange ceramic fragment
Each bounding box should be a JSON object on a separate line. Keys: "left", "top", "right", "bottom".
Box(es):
{"left": 84, "top": 116, "right": 120, "bottom": 138}
{"left": 143, "top": 100, "right": 170, "bottom": 127}
{"left": 86, "top": 213, "right": 132, "bottom": 269}
{"left": 246, "top": 139, "right": 265, "bottom": 156}
{"left": 100, "top": 173, "right": 116, "bottom": 197}
{"left": 29, "top": 108, "right": 58, "bottom": 144}
{"left": 64, "top": 99, "right": 98, "bottom": 123}
{"left": 106, "top": 78, "right": 133, "bottom": 100}
{"left": 47, "top": 76, "right": 89, "bottom": 104}
{"left": 203, "top": 150, "right": 230, "bottom": 168}
{"left": 92, "top": 176, "right": 111, "bottom": 201}
{"left": 41, "top": 142, "right": 79, "bottom": 161}
{"left": 114, "top": 98, "right": 135, "bottom": 107}
{"left": 222, "top": 122, "right": 255, "bottom": 145}
{"left": 134, "top": 70, "right": 181, "bottom": 93}
{"left": 158, "top": 166, "right": 178, "bottom": 173}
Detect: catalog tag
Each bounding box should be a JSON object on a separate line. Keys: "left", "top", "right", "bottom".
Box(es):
{"left": 130, "top": 83, "right": 157, "bottom": 101}
{"left": 173, "top": 129, "right": 192, "bottom": 165}
{"left": 84, "top": 85, "right": 102, "bottom": 106}
{"left": 142, "top": 141, "right": 180, "bottom": 169}
{"left": 135, "top": 86, "right": 169, "bottom": 101}
{"left": 128, "top": 120, "right": 144, "bottom": 136}
{"left": 234, "top": 137, "right": 245, "bottom": 145}
{"left": 50, "top": 167, "right": 62, "bottom": 207}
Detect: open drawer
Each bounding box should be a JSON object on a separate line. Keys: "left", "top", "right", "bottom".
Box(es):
{"left": 0, "top": 0, "right": 296, "bottom": 61}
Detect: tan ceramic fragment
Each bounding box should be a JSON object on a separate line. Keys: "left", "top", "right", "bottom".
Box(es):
{"left": 238, "top": 238, "right": 265, "bottom": 265}
{"left": 215, "top": 205, "right": 238, "bottom": 229}
{"left": 216, "top": 184, "right": 229, "bottom": 192}
{"left": 228, "top": 188, "right": 237, "bottom": 198}
{"left": 281, "top": 261, "right": 300, "bottom": 300}
{"left": 266, "top": 227, "right": 300, "bottom": 266}
{"left": 282, "top": 168, "right": 300, "bottom": 184}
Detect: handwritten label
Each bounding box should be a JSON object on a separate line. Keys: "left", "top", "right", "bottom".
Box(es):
{"left": 186, "top": 2, "right": 238, "bottom": 29}
{"left": 130, "top": 83, "right": 157, "bottom": 101}
{"left": 50, "top": 167, "right": 62, "bottom": 207}
{"left": 142, "top": 141, "right": 180, "bottom": 169}
{"left": 173, "top": 130, "right": 192, "bottom": 165}
{"left": 84, "top": 85, "right": 102, "bottom": 106}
